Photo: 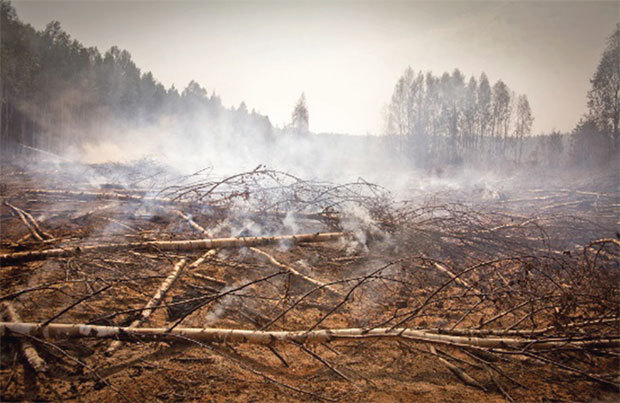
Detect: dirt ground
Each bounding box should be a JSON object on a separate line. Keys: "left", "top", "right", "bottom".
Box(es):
{"left": 0, "top": 159, "right": 618, "bottom": 402}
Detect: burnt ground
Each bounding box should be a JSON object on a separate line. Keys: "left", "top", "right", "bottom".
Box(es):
{"left": 0, "top": 158, "right": 619, "bottom": 402}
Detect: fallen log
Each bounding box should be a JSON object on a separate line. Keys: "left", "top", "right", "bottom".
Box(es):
{"left": 432, "top": 262, "right": 479, "bottom": 293}
{"left": 422, "top": 317, "right": 620, "bottom": 337}
{"left": 173, "top": 210, "right": 212, "bottom": 235}
{"left": 105, "top": 258, "right": 188, "bottom": 355}
{"left": 25, "top": 189, "right": 179, "bottom": 205}
{"left": 1, "top": 304, "right": 47, "bottom": 373}
{"left": 0, "top": 232, "right": 346, "bottom": 265}
{"left": 191, "top": 272, "right": 226, "bottom": 288}
{"left": 172, "top": 210, "right": 337, "bottom": 294}
{"left": 187, "top": 249, "right": 218, "bottom": 270}
{"left": 26, "top": 190, "right": 337, "bottom": 222}
{"left": 2, "top": 322, "right": 618, "bottom": 351}
{"left": 5, "top": 202, "right": 52, "bottom": 241}
{"left": 70, "top": 202, "right": 117, "bottom": 221}
{"left": 250, "top": 247, "right": 340, "bottom": 296}
{"left": 428, "top": 344, "right": 485, "bottom": 390}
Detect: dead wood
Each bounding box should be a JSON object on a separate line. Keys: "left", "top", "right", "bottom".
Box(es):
{"left": 4, "top": 201, "right": 52, "bottom": 241}
{"left": 70, "top": 202, "right": 117, "bottom": 221}
{"left": 431, "top": 262, "right": 480, "bottom": 293}
{"left": 2, "top": 164, "right": 619, "bottom": 401}
{"left": 428, "top": 344, "right": 486, "bottom": 390}
{"left": 2, "top": 322, "right": 618, "bottom": 351}
{"left": 1, "top": 303, "right": 48, "bottom": 373}
{"left": 250, "top": 247, "right": 340, "bottom": 296}
{"left": 105, "top": 258, "right": 188, "bottom": 354}
{"left": 173, "top": 210, "right": 210, "bottom": 235}
{"left": 0, "top": 232, "right": 346, "bottom": 265}
{"left": 25, "top": 189, "right": 179, "bottom": 205}
{"left": 173, "top": 208, "right": 338, "bottom": 293}
{"left": 191, "top": 272, "right": 226, "bottom": 288}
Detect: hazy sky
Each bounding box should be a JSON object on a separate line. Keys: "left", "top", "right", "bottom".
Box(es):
{"left": 11, "top": 1, "right": 619, "bottom": 135}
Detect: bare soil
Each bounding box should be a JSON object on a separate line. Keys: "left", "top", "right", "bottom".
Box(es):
{"left": 0, "top": 160, "right": 618, "bottom": 402}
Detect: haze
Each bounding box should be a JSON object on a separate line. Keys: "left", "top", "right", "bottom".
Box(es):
{"left": 12, "top": 0, "right": 619, "bottom": 135}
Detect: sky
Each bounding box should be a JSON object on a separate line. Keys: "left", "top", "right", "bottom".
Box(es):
{"left": 11, "top": 0, "right": 620, "bottom": 135}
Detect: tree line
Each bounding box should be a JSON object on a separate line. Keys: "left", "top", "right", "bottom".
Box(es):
{"left": 384, "top": 24, "right": 619, "bottom": 170}
{"left": 571, "top": 23, "right": 619, "bottom": 167}
{"left": 0, "top": 1, "right": 274, "bottom": 154}
{"left": 384, "top": 67, "right": 533, "bottom": 167}
{"left": 2, "top": 0, "right": 617, "bottom": 172}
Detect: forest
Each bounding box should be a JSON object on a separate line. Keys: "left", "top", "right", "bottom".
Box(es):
{"left": 0, "top": 1, "right": 619, "bottom": 402}
{"left": 382, "top": 26, "right": 619, "bottom": 168}
{"left": 1, "top": 0, "right": 618, "bottom": 172}
{"left": 0, "top": 1, "right": 273, "bottom": 156}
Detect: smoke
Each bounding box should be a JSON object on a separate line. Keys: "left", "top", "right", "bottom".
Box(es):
{"left": 68, "top": 118, "right": 389, "bottom": 184}
{"left": 8, "top": 50, "right": 616, "bottom": 211}
{"left": 339, "top": 204, "right": 387, "bottom": 254}
{"left": 48, "top": 109, "right": 569, "bottom": 207}
{"left": 8, "top": 62, "right": 618, "bottom": 255}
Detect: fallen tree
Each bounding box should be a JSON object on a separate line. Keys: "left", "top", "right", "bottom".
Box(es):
{"left": 0, "top": 232, "right": 346, "bottom": 265}
{"left": 26, "top": 190, "right": 338, "bottom": 222}
{"left": 2, "top": 322, "right": 618, "bottom": 351}
{"left": 105, "top": 258, "right": 188, "bottom": 355}
{"left": 1, "top": 304, "right": 47, "bottom": 373}
{"left": 172, "top": 209, "right": 339, "bottom": 296}
{"left": 25, "top": 189, "right": 180, "bottom": 205}
{"left": 4, "top": 201, "right": 53, "bottom": 242}
{"left": 250, "top": 247, "right": 340, "bottom": 296}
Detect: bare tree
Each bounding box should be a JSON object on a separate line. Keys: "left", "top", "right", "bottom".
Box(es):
{"left": 386, "top": 69, "right": 413, "bottom": 158}
{"left": 291, "top": 93, "right": 309, "bottom": 135}
{"left": 514, "top": 94, "right": 533, "bottom": 163}
{"left": 385, "top": 68, "right": 527, "bottom": 166}
{"left": 587, "top": 24, "right": 619, "bottom": 148}
{"left": 491, "top": 80, "right": 512, "bottom": 157}
{"left": 477, "top": 73, "right": 492, "bottom": 152}
{"left": 463, "top": 77, "right": 478, "bottom": 152}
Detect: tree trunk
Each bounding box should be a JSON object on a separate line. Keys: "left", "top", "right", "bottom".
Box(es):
{"left": 2, "top": 322, "right": 618, "bottom": 350}
{"left": 0, "top": 232, "right": 346, "bottom": 265}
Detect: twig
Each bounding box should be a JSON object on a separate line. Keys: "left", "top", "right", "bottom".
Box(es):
{"left": 41, "top": 283, "right": 113, "bottom": 327}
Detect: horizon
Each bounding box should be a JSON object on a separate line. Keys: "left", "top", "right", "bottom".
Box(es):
{"left": 11, "top": 1, "right": 619, "bottom": 136}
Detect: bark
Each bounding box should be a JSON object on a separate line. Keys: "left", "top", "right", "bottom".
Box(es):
{"left": 172, "top": 210, "right": 338, "bottom": 295}
{"left": 428, "top": 317, "right": 620, "bottom": 337}
{"left": 428, "top": 344, "right": 485, "bottom": 390}
{"left": 1, "top": 304, "right": 48, "bottom": 373}
{"left": 25, "top": 189, "right": 179, "bottom": 205}
{"left": 5, "top": 202, "right": 52, "bottom": 241}
{"left": 250, "top": 247, "right": 339, "bottom": 296}
{"left": 105, "top": 258, "right": 187, "bottom": 354}
{"left": 432, "top": 262, "right": 479, "bottom": 293}
{"left": 173, "top": 210, "right": 212, "bottom": 236}
{"left": 0, "top": 232, "right": 346, "bottom": 265}
{"left": 185, "top": 250, "right": 220, "bottom": 288}
{"left": 191, "top": 272, "right": 226, "bottom": 288}
{"left": 187, "top": 250, "right": 217, "bottom": 269}
{"left": 1, "top": 322, "right": 618, "bottom": 351}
